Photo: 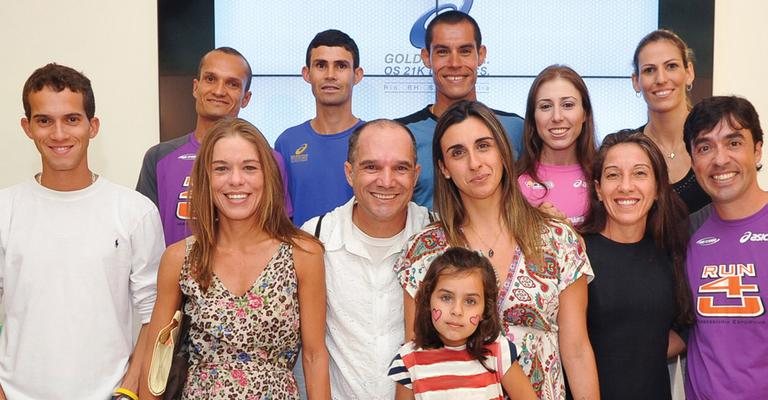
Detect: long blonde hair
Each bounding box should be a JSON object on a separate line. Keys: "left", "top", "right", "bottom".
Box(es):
{"left": 188, "top": 117, "right": 317, "bottom": 291}
{"left": 432, "top": 100, "right": 556, "bottom": 263}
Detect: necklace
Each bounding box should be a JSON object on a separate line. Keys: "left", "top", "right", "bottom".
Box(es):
{"left": 644, "top": 127, "right": 682, "bottom": 160}
{"left": 657, "top": 142, "right": 682, "bottom": 159}
{"left": 35, "top": 171, "right": 98, "bottom": 185}
{"left": 464, "top": 224, "right": 501, "bottom": 258}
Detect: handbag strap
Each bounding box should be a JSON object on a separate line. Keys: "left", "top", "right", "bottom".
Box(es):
{"left": 313, "top": 213, "right": 326, "bottom": 238}
{"left": 180, "top": 236, "right": 196, "bottom": 312}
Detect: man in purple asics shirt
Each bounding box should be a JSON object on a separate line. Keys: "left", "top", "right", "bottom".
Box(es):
{"left": 683, "top": 96, "right": 768, "bottom": 400}
{"left": 136, "top": 47, "right": 291, "bottom": 245}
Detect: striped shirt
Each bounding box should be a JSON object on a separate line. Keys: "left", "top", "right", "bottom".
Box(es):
{"left": 388, "top": 334, "right": 517, "bottom": 399}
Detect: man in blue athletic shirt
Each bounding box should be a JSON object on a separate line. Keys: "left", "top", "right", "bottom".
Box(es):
{"left": 275, "top": 30, "right": 364, "bottom": 226}
{"left": 396, "top": 11, "right": 524, "bottom": 209}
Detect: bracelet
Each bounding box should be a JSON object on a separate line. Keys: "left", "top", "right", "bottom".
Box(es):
{"left": 114, "top": 387, "right": 139, "bottom": 400}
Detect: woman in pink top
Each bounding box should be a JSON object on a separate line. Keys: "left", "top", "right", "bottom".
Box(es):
{"left": 517, "top": 65, "right": 597, "bottom": 225}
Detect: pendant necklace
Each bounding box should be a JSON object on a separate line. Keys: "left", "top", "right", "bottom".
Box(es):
{"left": 645, "top": 128, "right": 681, "bottom": 160}
{"left": 659, "top": 142, "right": 681, "bottom": 159}
{"left": 465, "top": 224, "right": 501, "bottom": 258}
{"left": 651, "top": 136, "right": 680, "bottom": 159}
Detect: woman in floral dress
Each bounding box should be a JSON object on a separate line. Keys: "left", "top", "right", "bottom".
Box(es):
{"left": 140, "top": 118, "right": 330, "bottom": 399}
{"left": 395, "top": 101, "right": 599, "bottom": 400}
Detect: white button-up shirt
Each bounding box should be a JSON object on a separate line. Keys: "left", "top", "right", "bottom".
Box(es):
{"left": 302, "top": 197, "right": 432, "bottom": 400}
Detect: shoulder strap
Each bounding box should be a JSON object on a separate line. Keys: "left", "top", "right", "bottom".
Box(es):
{"left": 181, "top": 236, "right": 196, "bottom": 275}
{"left": 314, "top": 213, "right": 326, "bottom": 238}
{"left": 184, "top": 236, "right": 195, "bottom": 255}
{"left": 179, "top": 236, "right": 196, "bottom": 310}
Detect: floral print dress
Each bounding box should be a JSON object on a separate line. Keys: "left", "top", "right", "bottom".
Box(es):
{"left": 394, "top": 221, "right": 593, "bottom": 400}
{"left": 180, "top": 240, "right": 301, "bottom": 399}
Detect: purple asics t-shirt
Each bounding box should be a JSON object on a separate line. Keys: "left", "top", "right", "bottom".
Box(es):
{"left": 137, "top": 133, "right": 292, "bottom": 246}
{"left": 686, "top": 203, "right": 768, "bottom": 400}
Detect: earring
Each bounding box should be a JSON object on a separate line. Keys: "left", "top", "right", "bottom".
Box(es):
{"left": 635, "top": 91, "right": 641, "bottom": 98}
{"left": 444, "top": 175, "right": 451, "bottom": 179}
{"left": 686, "top": 83, "right": 693, "bottom": 92}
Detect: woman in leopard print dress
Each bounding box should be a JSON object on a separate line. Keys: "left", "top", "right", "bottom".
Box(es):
{"left": 140, "top": 118, "right": 329, "bottom": 399}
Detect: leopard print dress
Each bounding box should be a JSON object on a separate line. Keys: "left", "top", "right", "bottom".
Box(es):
{"left": 180, "top": 240, "right": 301, "bottom": 399}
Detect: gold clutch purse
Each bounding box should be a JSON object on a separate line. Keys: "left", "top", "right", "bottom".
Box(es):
{"left": 147, "top": 310, "right": 182, "bottom": 396}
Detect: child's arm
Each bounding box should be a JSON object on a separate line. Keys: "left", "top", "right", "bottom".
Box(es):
{"left": 394, "top": 383, "right": 415, "bottom": 400}
{"left": 501, "top": 361, "right": 537, "bottom": 400}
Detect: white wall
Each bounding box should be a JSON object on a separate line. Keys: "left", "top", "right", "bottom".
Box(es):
{"left": 0, "top": 0, "right": 158, "bottom": 189}
{"left": 0, "top": 1, "right": 765, "bottom": 190}
{"left": 714, "top": 0, "right": 768, "bottom": 188}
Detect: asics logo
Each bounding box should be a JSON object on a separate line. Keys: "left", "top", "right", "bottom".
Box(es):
{"left": 739, "top": 231, "right": 768, "bottom": 244}
{"left": 295, "top": 143, "right": 308, "bottom": 155}
{"left": 410, "top": 0, "right": 474, "bottom": 49}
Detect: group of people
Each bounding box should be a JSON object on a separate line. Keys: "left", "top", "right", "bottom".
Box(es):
{"left": 0, "top": 9, "right": 765, "bottom": 400}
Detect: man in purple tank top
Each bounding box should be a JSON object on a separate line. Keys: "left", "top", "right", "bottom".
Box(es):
{"left": 136, "top": 47, "right": 291, "bottom": 246}
{"left": 683, "top": 96, "right": 768, "bottom": 400}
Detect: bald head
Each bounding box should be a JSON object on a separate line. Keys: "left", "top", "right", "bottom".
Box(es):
{"left": 347, "top": 119, "right": 417, "bottom": 165}
{"left": 197, "top": 47, "right": 252, "bottom": 92}
{"left": 344, "top": 118, "right": 421, "bottom": 237}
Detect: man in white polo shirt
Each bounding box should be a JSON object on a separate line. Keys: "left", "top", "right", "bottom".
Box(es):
{"left": 302, "top": 119, "right": 432, "bottom": 399}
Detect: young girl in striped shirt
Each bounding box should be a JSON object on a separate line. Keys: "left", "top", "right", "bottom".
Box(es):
{"left": 388, "top": 248, "right": 536, "bottom": 400}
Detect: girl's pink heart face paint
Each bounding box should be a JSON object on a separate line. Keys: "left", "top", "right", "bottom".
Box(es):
{"left": 432, "top": 308, "right": 442, "bottom": 322}
{"left": 429, "top": 270, "right": 485, "bottom": 347}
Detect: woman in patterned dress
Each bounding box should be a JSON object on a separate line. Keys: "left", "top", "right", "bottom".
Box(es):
{"left": 395, "top": 101, "right": 599, "bottom": 400}
{"left": 140, "top": 117, "right": 330, "bottom": 399}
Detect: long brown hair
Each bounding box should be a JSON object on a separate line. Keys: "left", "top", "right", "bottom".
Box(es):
{"left": 580, "top": 129, "right": 694, "bottom": 326}
{"left": 188, "top": 117, "right": 317, "bottom": 291}
{"left": 433, "top": 100, "right": 555, "bottom": 264}
{"left": 414, "top": 248, "right": 501, "bottom": 368}
{"left": 517, "top": 64, "right": 597, "bottom": 193}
